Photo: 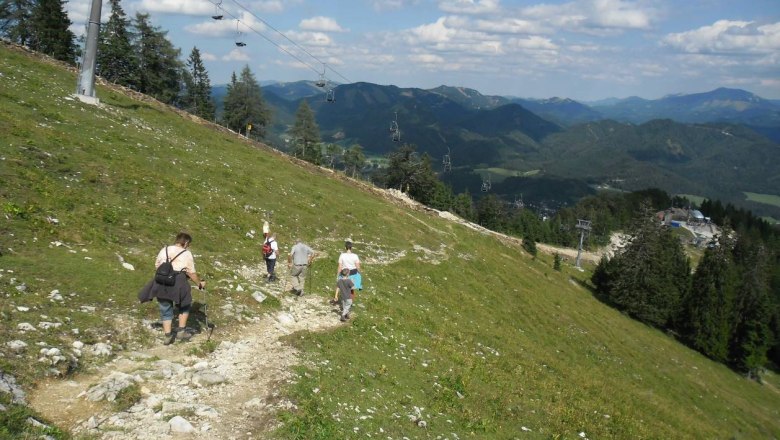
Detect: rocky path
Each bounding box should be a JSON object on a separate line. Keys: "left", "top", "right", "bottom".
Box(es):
{"left": 28, "top": 284, "right": 341, "bottom": 439}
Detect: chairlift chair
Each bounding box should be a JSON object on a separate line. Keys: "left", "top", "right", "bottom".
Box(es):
{"left": 212, "top": 1, "right": 224, "bottom": 20}
{"left": 234, "top": 21, "right": 246, "bottom": 47}
{"left": 315, "top": 65, "right": 327, "bottom": 87}
{"left": 326, "top": 88, "right": 335, "bottom": 103}
{"left": 392, "top": 129, "right": 401, "bottom": 142}
{"left": 481, "top": 175, "right": 491, "bottom": 192}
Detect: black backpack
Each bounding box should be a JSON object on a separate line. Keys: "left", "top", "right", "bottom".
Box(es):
{"left": 155, "top": 247, "right": 187, "bottom": 286}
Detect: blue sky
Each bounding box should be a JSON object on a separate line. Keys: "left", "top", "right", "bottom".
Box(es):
{"left": 66, "top": 0, "right": 780, "bottom": 101}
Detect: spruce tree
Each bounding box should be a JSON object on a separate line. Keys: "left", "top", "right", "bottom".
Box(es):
{"left": 30, "top": 0, "right": 76, "bottom": 63}
{"left": 591, "top": 201, "right": 690, "bottom": 328}
{"left": 678, "top": 231, "right": 738, "bottom": 362}
{"left": 1, "top": 0, "right": 33, "bottom": 45}
{"left": 729, "top": 237, "right": 773, "bottom": 376}
{"left": 132, "top": 13, "right": 183, "bottom": 105}
{"left": 343, "top": 145, "right": 365, "bottom": 178}
{"left": 452, "top": 191, "right": 476, "bottom": 221}
{"left": 97, "top": 0, "right": 136, "bottom": 87}
{"left": 289, "top": 100, "right": 321, "bottom": 163}
{"left": 221, "top": 65, "right": 271, "bottom": 138}
{"left": 183, "top": 47, "right": 215, "bottom": 120}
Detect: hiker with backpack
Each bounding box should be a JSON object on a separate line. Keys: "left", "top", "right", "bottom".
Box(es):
{"left": 138, "top": 232, "right": 205, "bottom": 343}
{"left": 262, "top": 232, "right": 279, "bottom": 282}
{"left": 332, "top": 239, "right": 362, "bottom": 304}
{"left": 287, "top": 238, "right": 315, "bottom": 296}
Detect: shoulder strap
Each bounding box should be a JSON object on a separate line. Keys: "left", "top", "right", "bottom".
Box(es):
{"left": 164, "top": 245, "right": 170, "bottom": 262}
{"left": 169, "top": 248, "right": 188, "bottom": 263}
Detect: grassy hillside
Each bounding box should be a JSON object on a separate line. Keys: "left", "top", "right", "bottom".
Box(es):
{"left": 2, "top": 43, "right": 780, "bottom": 439}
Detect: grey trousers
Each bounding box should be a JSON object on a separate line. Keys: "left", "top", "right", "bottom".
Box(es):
{"left": 290, "top": 264, "right": 308, "bottom": 291}
{"left": 341, "top": 298, "right": 352, "bottom": 318}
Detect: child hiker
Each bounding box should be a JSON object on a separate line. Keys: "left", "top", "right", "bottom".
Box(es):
{"left": 336, "top": 268, "right": 355, "bottom": 322}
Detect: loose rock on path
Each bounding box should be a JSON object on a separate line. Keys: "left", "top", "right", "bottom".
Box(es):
{"left": 28, "top": 290, "right": 340, "bottom": 439}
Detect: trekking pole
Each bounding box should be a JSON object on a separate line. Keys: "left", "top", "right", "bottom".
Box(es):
{"left": 201, "top": 285, "right": 215, "bottom": 341}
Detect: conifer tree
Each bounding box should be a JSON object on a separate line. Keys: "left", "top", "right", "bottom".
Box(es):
{"left": 477, "top": 194, "right": 505, "bottom": 231}
{"left": 728, "top": 237, "right": 773, "bottom": 376}
{"left": 97, "top": 0, "right": 136, "bottom": 87}
{"left": 30, "top": 0, "right": 76, "bottom": 63}
{"left": 290, "top": 100, "right": 321, "bottom": 163}
{"left": 221, "top": 65, "right": 271, "bottom": 138}
{"left": 591, "top": 202, "right": 690, "bottom": 328}
{"left": 132, "top": 13, "right": 183, "bottom": 105}
{"left": 324, "top": 143, "right": 343, "bottom": 169}
{"left": 0, "top": 0, "right": 33, "bottom": 45}
{"left": 678, "top": 230, "right": 738, "bottom": 362}
{"left": 183, "top": 47, "right": 215, "bottom": 120}
{"left": 343, "top": 145, "right": 365, "bottom": 178}
{"left": 452, "top": 191, "right": 476, "bottom": 221}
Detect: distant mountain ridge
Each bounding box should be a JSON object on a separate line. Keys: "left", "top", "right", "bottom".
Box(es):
{"left": 212, "top": 80, "right": 780, "bottom": 217}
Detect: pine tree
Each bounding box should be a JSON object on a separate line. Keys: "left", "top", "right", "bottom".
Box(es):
{"left": 678, "top": 231, "right": 738, "bottom": 362}
{"left": 324, "top": 143, "right": 343, "bottom": 169}
{"left": 289, "top": 100, "right": 321, "bottom": 163}
{"left": 132, "top": 13, "right": 183, "bottom": 105}
{"left": 452, "top": 191, "right": 476, "bottom": 221}
{"left": 221, "top": 65, "right": 271, "bottom": 138}
{"left": 591, "top": 201, "right": 690, "bottom": 328}
{"left": 476, "top": 194, "right": 505, "bottom": 231}
{"left": 30, "top": 0, "right": 76, "bottom": 63}
{"left": 553, "top": 253, "right": 562, "bottom": 271}
{"left": 0, "top": 0, "right": 33, "bottom": 45}
{"left": 183, "top": 47, "right": 215, "bottom": 120}
{"left": 728, "top": 237, "right": 773, "bottom": 376}
{"left": 97, "top": 0, "right": 136, "bottom": 87}
{"left": 343, "top": 145, "right": 365, "bottom": 178}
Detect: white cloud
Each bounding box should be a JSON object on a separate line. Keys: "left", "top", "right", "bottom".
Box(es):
{"left": 373, "top": 0, "right": 420, "bottom": 12}
{"left": 438, "top": 0, "right": 500, "bottom": 15}
{"left": 408, "top": 17, "right": 459, "bottom": 44}
{"left": 523, "top": 0, "right": 654, "bottom": 34}
{"left": 185, "top": 12, "right": 266, "bottom": 37}
{"left": 201, "top": 51, "right": 218, "bottom": 61}
{"left": 409, "top": 53, "right": 446, "bottom": 64}
{"left": 222, "top": 48, "right": 250, "bottom": 61}
{"left": 299, "top": 16, "right": 348, "bottom": 33}
{"left": 137, "top": 0, "right": 212, "bottom": 16}
{"left": 285, "top": 31, "right": 335, "bottom": 47}
{"left": 663, "top": 20, "right": 780, "bottom": 55}
{"left": 507, "top": 36, "right": 557, "bottom": 51}
{"left": 474, "top": 18, "right": 548, "bottom": 35}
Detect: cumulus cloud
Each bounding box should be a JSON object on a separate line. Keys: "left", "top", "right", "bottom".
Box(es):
{"left": 200, "top": 51, "right": 218, "bottom": 61}
{"left": 137, "top": 0, "right": 211, "bottom": 16}
{"left": 222, "top": 48, "right": 250, "bottom": 61}
{"left": 523, "top": 0, "right": 654, "bottom": 34}
{"left": 285, "top": 30, "right": 335, "bottom": 47}
{"left": 185, "top": 12, "right": 266, "bottom": 37}
{"left": 299, "top": 16, "right": 348, "bottom": 33}
{"left": 474, "top": 17, "right": 549, "bottom": 35}
{"left": 438, "top": 0, "right": 500, "bottom": 15}
{"left": 409, "top": 53, "right": 447, "bottom": 64}
{"left": 663, "top": 20, "right": 780, "bottom": 55}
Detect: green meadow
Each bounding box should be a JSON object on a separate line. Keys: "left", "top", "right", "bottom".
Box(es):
{"left": 1, "top": 43, "right": 779, "bottom": 439}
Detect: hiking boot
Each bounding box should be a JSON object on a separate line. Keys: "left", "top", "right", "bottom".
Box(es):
{"left": 161, "top": 332, "right": 174, "bottom": 345}
{"left": 176, "top": 327, "right": 194, "bottom": 342}
{"left": 296, "top": 289, "right": 303, "bottom": 297}
{"left": 340, "top": 316, "right": 347, "bottom": 322}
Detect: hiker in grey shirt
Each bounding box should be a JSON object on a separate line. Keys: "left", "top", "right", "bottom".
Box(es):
{"left": 287, "top": 238, "right": 315, "bottom": 296}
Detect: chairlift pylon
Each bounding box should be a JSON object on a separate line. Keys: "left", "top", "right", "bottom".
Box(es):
{"left": 211, "top": 0, "right": 224, "bottom": 20}
{"left": 481, "top": 175, "right": 491, "bottom": 192}
{"left": 390, "top": 111, "right": 401, "bottom": 142}
{"left": 442, "top": 147, "right": 452, "bottom": 172}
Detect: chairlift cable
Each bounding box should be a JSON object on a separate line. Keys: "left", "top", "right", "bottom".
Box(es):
{"left": 206, "top": 2, "right": 324, "bottom": 77}
{"left": 222, "top": 0, "right": 352, "bottom": 84}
